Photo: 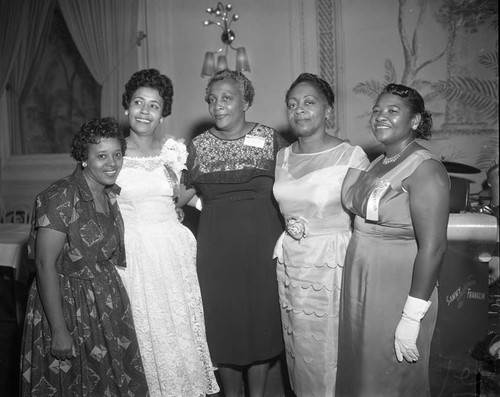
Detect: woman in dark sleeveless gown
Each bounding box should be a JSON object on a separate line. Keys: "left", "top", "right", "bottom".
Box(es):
{"left": 337, "top": 84, "right": 450, "bottom": 397}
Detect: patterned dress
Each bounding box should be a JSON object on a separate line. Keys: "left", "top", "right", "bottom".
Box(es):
{"left": 185, "top": 124, "right": 285, "bottom": 365}
{"left": 21, "top": 166, "right": 148, "bottom": 397}
{"left": 273, "top": 142, "right": 369, "bottom": 396}
{"left": 336, "top": 150, "right": 445, "bottom": 397}
{"left": 116, "top": 138, "right": 219, "bottom": 397}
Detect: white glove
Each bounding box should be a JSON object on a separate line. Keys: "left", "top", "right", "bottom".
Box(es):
{"left": 394, "top": 296, "right": 431, "bottom": 363}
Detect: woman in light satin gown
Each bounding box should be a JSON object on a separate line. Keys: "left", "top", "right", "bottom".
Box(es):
{"left": 273, "top": 73, "right": 369, "bottom": 396}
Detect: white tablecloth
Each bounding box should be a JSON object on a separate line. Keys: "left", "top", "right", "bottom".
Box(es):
{"left": 0, "top": 223, "right": 33, "bottom": 282}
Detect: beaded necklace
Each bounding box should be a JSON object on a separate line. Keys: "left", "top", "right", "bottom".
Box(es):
{"left": 382, "top": 140, "right": 415, "bottom": 165}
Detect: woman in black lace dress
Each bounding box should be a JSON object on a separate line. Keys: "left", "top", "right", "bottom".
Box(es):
{"left": 180, "top": 70, "right": 286, "bottom": 397}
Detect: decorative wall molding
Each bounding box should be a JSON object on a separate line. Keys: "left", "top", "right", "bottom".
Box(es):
{"left": 288, "top": 0, "right": 318, "bottom": 79}
{"left": 289, "top": 0, "right": 345, "bottom": 137}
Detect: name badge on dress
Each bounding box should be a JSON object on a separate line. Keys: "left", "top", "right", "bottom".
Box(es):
{"left": 366, "top": 179, "right": 391, "bottom": 222}
{"left": 243, "top": 135, "right": 266, "bottom": 148}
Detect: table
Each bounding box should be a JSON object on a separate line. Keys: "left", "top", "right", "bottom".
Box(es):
{"left": 0, "top": 223, "right": 33, "bottom": 326}
{"left": 0, "top": 223, "right": 33, "bottom": 283}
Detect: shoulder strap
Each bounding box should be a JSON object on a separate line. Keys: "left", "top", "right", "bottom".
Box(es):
{"left": 385, "top": 150, "right": 440, "bottom": 189}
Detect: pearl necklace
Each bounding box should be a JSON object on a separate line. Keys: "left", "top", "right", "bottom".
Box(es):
{"left": 382, "top": 141, "right": 415, "bottom": 165}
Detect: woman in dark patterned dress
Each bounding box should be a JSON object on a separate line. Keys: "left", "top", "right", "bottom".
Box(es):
{"left": 179, "top": 70, "right": 286, "bottom": 397}
{"left": 20, "top": 118, "right": 148, "bottom": 396}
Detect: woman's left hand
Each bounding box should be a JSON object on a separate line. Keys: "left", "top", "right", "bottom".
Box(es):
{"left": 394, "top": 315, "right": 420, "bottom": 362}
{"left": 394, "top": 295, "right": 431, "bottom": 362}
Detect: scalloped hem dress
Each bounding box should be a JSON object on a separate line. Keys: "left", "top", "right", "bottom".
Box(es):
{"left": 273, "top": 142, "right": 369, "bottom": 396}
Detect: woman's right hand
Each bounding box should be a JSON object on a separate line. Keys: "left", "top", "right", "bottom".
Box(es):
{"left": 50, "top": 327, "right": 77, "bottom": 360}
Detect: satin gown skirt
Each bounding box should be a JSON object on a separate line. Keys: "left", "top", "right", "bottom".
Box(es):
{"left": 336, "top": 218, "right": 438, "bottom": 397}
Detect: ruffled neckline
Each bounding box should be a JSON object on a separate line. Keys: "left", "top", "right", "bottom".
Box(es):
{"left": 124, "top": 137, "right": 175, "bottom": 160}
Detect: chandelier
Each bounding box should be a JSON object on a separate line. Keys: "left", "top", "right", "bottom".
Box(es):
{"left": 200, "top": 2, "right": 251, "bottom": 77}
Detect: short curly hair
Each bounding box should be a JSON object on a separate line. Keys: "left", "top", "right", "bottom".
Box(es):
{"left": 70, "top": 117, "right": 126, "bottom": 162}
{"left": 122, "top": 69, "right": 174, "bottom": 117}
{"left": 380, "top": 83, "right": 433, "bottom": 140}
{"left": 285, "top": 73, "right": 335, "bottom": 107}
{"left": 204, "top": 70, "right": 255, "bottom": 107}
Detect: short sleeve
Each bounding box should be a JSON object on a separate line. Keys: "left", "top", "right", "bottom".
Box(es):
{"left": 348, "top": 146, "right": 370, "bottom": 171}
{"left": 34, "top": 188, "right": 73, "bottom": 233}
{"left": 27, "top": 185, "right": 73, "bottom": 258}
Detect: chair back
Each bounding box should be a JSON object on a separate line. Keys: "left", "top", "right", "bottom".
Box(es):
{"left": 0, "top": 205, "right": 32, "bottom": 224}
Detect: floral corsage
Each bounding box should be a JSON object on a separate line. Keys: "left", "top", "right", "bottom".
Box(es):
{"left": 163, "top": 138, "right": 188, "bottom": 200}
{"left": 163, "top": 138, "right": 188, "bottom": 176}
{"left": 286, "top": 216, "right": 308, "bottom": 241}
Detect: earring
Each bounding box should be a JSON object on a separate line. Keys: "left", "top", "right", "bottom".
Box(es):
{"left": 412, "top": 125, "right": 417, "bottom": 130}
{"left": 125, "top": 110, "right": 129, "bottom": 116}
{"left": 160, "top": 118, "right": 163, "bottom": 123}
{"left": 82, "top": 161, "right": 87, "bottom": 167}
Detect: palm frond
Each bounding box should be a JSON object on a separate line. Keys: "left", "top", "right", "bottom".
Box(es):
{"left": 412, "top": 79, "right": 432, "bottom": 90}
{"left": 488, "top": 19, "right": 498, "bottom": 32}
{"left": 431, "top": 77, "right": 499, "bottom": 120}
{"left": 478, "top": 50, "right": 498, "bottom": 73}
{"left": 353, "top": 80, "right": 384, "bottom": 99}
{"left": 383, "top": 59, "right": 397, "bottom": 85}
{"left": 477, "top": 135, "right": 499, "bottom": 170}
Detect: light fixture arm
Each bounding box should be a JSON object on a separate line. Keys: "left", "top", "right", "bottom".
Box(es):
{"left": 203, "top": 2, "right": 240, "bottom": 51}
{"left": 201, "top": 2, "right": 250, "bottom": 77}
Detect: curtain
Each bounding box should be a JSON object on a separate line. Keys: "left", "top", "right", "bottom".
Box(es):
{"left": 8, "top": 0, "right": 55, "bottom": 154}
{"left": 57, "top": 0, "right": 139, "bottom": 124}
{"left": 0, "top": 0, "right": 27, "bottom": 97}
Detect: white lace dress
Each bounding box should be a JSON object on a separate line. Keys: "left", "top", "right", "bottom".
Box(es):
{"left": 116, "top": 138, "right": 219, "bottom": 397}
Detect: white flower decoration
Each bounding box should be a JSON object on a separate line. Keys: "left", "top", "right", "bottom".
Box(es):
{"left": 286, "top": 217, "right": 308, "bottom": 241}
{"left": 163, "top": 138, "right": 188, "bottom": 176}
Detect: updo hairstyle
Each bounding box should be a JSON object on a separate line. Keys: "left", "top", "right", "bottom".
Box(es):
{"left": 381, "top": 83, "right": 433, "bottom": 140}
{"left": 122, "top": 68, "right": 174, "bottom": 117}
{"left": 285, "top": 73, "right": 335, "bottom": 107}
{"left": 204, "top": 69, "right": 255, "bottom": 108}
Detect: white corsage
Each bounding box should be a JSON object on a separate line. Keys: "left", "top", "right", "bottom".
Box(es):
{"left": 163, "top": 138, "right": 188, "bottom": 200}
{"left": 286, "top": 217, "right": 308, "bottom": 241}
{"left": 163, "top": 138, "right": 188, "bottom": 176}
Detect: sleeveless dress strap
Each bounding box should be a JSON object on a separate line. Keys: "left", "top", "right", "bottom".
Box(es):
{"left": 383, "top": 150, "right": 444, "bottom": 190}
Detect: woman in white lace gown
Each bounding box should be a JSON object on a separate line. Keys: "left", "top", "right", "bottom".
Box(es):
{"left": 116, "top": 69, "right": 219, "bottom": 397}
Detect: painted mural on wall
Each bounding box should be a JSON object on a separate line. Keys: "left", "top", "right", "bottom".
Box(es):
{"left": 352, "top": 0, "right": 498, "bottom": 177}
